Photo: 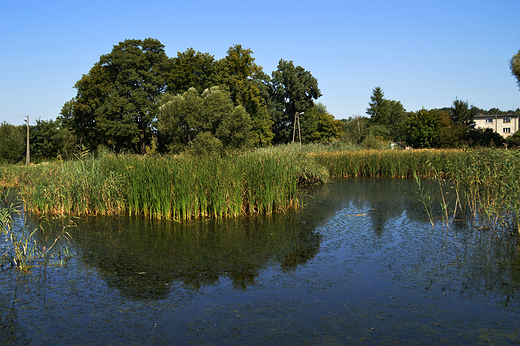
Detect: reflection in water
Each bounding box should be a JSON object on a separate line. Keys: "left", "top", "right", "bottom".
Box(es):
{"left": 1, "top": 178, "right": 519, "bottom": 345}
{"left": 65, "top": 210, "right": 323, "bottom": 298}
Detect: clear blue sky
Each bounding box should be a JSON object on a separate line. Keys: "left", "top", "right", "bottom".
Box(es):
{"left": 1, "top": 0, "right": 519, "bottom": 126}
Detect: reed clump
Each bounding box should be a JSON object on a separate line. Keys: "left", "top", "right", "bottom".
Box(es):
{"left": 310, "top": 149, "right": 470, "bottom": 179}
{"left": 16, "top": 149, "right": 327, "bottom": 220}
{"left": 1, "top": 187, "right": 72, "bottom": 271}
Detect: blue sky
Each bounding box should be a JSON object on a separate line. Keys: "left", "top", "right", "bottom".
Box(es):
{"left": 1, "top": 0, "right": 519, "bottom": 126}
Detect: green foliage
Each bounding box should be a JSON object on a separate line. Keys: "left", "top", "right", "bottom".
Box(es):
{"left": 0, "top": 122, "right": 25, "bottom": 164}
{"left": 402, "top": 108, "right": 442, "bottom": 148}
{"left": 158, "top": 87, "right": 252, "bottom": 154}
{"left": 437, "top": 110, "right": 467, "bottom": 148}
{"left": 465, "top": 128, "right": 505, "bottom": 148}
{"left": 216, "top": 105, "right": 252, "bottom": 148}
{"left": 366, "top": 87, "right": 387, "bottom": 124}
{"left": 186, "top": 132, "right": 224, "bottom": 156}
{"left": 30, "top": 118, "right": 71, "bottom": 162}
{"left": 168, "top": 48, "right": 218, "bottom": 94}
{"left": 217, "top": 45, "right": 274, "bottom": 147}
{"left": 343, "top": 116, "right": 370, "bottom": 144}
{"left": 269, "top": 60, "right": 322, "bottom": 144}
{"left": 365, "top": 87, "right": 406, "bottom": 141}
{"left": 451, "top": 98, "right": 475, "bottom": 126}
{"left": 506, "top": 130, "right": 520, "bottom": 148}
{"left": 249, "top": 105, "right": 274, "bottom": 147}
{"left": 299, "top": 103, "right": 344, "bottom": 143}
{"left": 511, "top": 49, "right": 520, "bottom": 90}
{"left": 14, "top": 151, "right": 323, "bottom": 219}
{"left": 68, "top": 38, "right": 169, "bottom": 153}
{"left": 487, "top": 107, "right": 505, "bottom": 115}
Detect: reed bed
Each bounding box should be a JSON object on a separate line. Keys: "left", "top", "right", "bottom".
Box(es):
{"left": 310, "top": 149, "right": 469, "bottom": 179}
{"left": 5, "top": 145, "right": 520, "bottom": 233}
{"left": 16, "top": 150, "right": 322, "bottom": 220}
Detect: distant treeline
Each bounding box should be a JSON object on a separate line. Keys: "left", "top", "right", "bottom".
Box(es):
{"left": 343, "top": 87, "right": 520, "bottom": 150}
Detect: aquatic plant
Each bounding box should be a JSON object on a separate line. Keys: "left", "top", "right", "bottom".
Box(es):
{"left": 13, "top": 148, "right": 326, "bottom": 220}
{"left": 4, "top": 145, "right": 520, "bottom": 234}
{"left": 1, "top": 187, "right": 73, "bottom": 272}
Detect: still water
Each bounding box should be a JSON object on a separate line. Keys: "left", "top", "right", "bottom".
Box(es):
{"left": 1, "top": 178, "right": 519, "bottom": 345}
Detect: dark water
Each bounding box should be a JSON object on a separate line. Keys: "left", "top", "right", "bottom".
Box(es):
{"left": 1, "top": 179, "right": 519, "bottom": 345}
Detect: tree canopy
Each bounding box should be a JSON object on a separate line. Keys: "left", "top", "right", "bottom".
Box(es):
{"left": 64, "top": 38, "right": 169, "bottom": 153}
{"left": 157, "top": 87, "right": 251, "bottom": 154}
{"left": 269, "top": 59, "right": 321, "bottom": 143}
{"left": 57, "top": 39, "right": 344, "bottom": 154}
{"left": 168, "top": 48, "right": 218, "bottom": 95}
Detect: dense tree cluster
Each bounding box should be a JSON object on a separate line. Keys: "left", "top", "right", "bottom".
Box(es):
{"left": 57, "top": 39, "right": 341, "bottom": 156}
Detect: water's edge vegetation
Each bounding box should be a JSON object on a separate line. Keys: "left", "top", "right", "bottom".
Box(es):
{"left": 1, "top": 145, "right": 519, "bottom": 233}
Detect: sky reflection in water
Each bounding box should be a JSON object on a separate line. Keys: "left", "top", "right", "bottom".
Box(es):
{"left": 1, "top": 178, "right": 519, "bottom": 345}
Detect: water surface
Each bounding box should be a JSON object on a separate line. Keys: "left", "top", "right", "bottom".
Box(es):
{"left": 1, "top": 178, "right": 519, "bottom": 345}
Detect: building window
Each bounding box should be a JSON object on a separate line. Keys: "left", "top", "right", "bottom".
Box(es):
{"left": 485, "top": 118, "right": 493, "bottom": 123}
{"left": 503, "top": 117, "right": 511, "bottom": 123}
{"left": 503, "top": 128, "right": 511, "bottom": 133}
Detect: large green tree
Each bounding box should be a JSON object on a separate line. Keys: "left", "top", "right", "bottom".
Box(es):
{"left": 402, "top": 108, "right": 442, "bottom": 148}
{"left": 30, "top": 119, "right": 64, "bottom": 162}
{"left": 511, "top": 49, "right": 520, "bottom": 90}
{"left": 0, "top": 122, "right": 25, "bottom": 164}
{"left": 366, "top": 87, "right": 406, "bottom": 141}
{"left": 217, "top": 45, "right": 273, "bottom": 146}
{"left": 157, "top": 87, "right": 251, "bottom": 154}
{"left": 65, "top": 38, "right": 169, "bottom": 153}
{"left": 269, "top": 59, "right": 321, "bottom": 144}
{"left": 299, "top": 103, "right": 344, "bottom": 143}
{"left": 366, "top": 87, "right": 388, "bottom": 124}
{"left": 451, "top": 98, "right": 474, "bottom": 126}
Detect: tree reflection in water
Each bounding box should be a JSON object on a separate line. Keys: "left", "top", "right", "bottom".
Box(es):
{"left": 65, "top": 211, "right": 323, "bottom": 299}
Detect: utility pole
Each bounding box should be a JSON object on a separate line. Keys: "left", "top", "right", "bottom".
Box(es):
{"left": 292, "top": 111, "right": 303, "bottom": 146}
{"left": 25, "top": 115, "right": 30, "bottom": 166}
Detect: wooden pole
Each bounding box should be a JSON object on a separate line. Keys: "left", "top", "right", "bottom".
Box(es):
{"left": 292, "top": 112, "right": 298, "bottom": 143}
{"left": 25, "top": 115, "right": 30, "bottom": 166}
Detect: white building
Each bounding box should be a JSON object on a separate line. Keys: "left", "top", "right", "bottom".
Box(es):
{"left": 473, "top": 113, "right": 519, "bottom": 138}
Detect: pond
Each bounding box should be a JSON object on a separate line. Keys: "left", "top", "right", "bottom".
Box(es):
{"left": 1, "top": 178, "right": 519, "bottom": 345}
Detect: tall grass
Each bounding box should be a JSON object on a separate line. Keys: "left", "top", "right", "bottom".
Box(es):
{"left": 15, "top": 149, "right": 324, "bottom": 220}
{"left": 310, "top": 149, "right": 471, "bottom": 179}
